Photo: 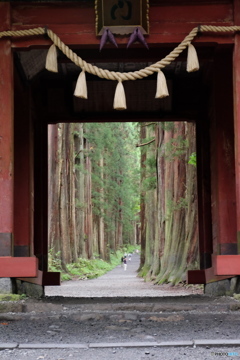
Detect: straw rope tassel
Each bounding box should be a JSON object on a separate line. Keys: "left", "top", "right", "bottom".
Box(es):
{"left": 74, "top": 70, "right": 88, "bottom": 99}
{"left": 187, "top": 43, "right": 199, "bottom": 72}
{"left": 45, "top": 44, "right": 58, "bottom": 73}
{"left": 113, "top": 80, "right": 126, "bottom": 110}
{"left": 155, "top": 69, "right": 169, "bottom": 98}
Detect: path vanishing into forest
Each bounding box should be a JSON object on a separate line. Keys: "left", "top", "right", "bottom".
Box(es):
{"left": 45, "top": 253, "right": 203, "bottom": 297}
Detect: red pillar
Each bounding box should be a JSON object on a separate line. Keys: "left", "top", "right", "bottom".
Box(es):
{"left": 233, "top": 0, "right": 240, "bottom": 255}
{"left": 208, "top": 1, "right": 240, "bottom": 276}
{"left": 211, "top": 47, "right": 237, "bottom": 256}
{"left": 13, "top": 71, "right": 32, "bottom": 257}
{"left": 0, "top": 4, "right": 39, "bottom": 279}
{"left": 0, "top": 3, "right": 14, "bottom": 255}
{"left": 196, "top": 113, "right": 213, "bottom": 270}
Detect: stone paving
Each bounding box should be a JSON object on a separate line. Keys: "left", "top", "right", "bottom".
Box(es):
{"left": 1, "top": 255, "right": 240, "bottom": 359}
{"left": 1, "top": 339, "right": 240, "bottom": 349}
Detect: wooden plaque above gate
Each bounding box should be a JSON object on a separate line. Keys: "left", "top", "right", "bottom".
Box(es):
{"left": 95, "top": 0, "right": 149, "bottom": 35}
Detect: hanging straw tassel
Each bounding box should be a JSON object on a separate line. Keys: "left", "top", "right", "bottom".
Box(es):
{"left": 187, "top": 43, "right": 199, "bottom": 72}
{"left": 113, "top": 80, "right": 126, "bottom": 110}
{"left": 155, "top": 69, "right": 169, "bottom": 99}
{"left": 45, "top": 44, "right": 58, "bottom": 73}
{"left": 74, "top": 69, "right": 88, "bottom": 99}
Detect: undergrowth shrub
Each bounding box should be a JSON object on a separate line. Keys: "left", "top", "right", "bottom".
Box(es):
{"left": 48, "top": 247, "right": 139, "bottom": 281}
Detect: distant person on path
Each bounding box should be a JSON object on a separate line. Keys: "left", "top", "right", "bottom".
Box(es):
{"left": 123, "top": 256, "right": 127, "bottom": 271}
{"left": 121, "top": 256, "right": 124, "bottom": 267}
{"left": 128, "top": 253, "right": 132, "bottom": 261}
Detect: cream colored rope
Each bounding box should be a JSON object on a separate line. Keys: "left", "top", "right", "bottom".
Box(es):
{"left": 201, "top": 25, "right": 240, "bottom": 33}
{"left": 47, "top": 27, "right": 198, "bottom": 81}
{"left": 0, "top": 27, "right": 45, "bottom": 38}
{"left": 1, "top": 25, "right": 240, "bottom": 81}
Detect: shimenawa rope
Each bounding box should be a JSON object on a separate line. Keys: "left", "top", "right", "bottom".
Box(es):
{"left": 0, "top": 25, "right": 239, "bottom": 81}
{"left": 1, "top": 25, "right": 240, "bottom": 109}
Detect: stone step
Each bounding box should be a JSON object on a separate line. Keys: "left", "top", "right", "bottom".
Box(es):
{"left": 0, "top": 295, "right": 239, "bottom": 316}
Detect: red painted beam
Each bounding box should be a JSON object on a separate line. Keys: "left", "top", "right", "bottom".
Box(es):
{"left": 212, "top": 255, "right": 240, "bottom": 275}
{"left": 11, "top": 2, "right": 233, "bottom": 27}
{"left": 0, "top": 257, "right": 38, "bottom": 277}
{"left": 8, "top": 2, "right": 235, "bottom": 48}
{"left": 0, "top": 2, "right": 10, "bottom": 31}
{"left": 10, "top": 24, "right": 235, "bottom": 49}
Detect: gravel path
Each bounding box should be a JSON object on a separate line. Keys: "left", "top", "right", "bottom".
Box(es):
{"left": 1, "top": 346, "right": 240, "bottom": 360}
{"left": 45, "top": 253, "right": 203, "bottom": 297}
{"left": 2, "top": 254, "right": 240, "bottom": 360}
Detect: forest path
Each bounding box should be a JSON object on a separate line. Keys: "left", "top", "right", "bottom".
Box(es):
{"left": 45, "top": 253, "right": 202, "bottom": 297}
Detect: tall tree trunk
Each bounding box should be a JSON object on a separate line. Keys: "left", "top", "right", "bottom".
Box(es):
{"left": 48, "top": 124, "right": 59, "bottom": 253}
{"left": 85, "top": 141, "right": 93, "bottom": 259}
{"left": 139, "top": 123, "right": 147, "bottom": 270}
{"left": 67, "top": 123, "right": 78, "bottom": 263}
{"left": 74, "top": 123, "right": 86, "bottom": 258}
{"left": 49, "top": 122, "right": 140, "bottom": 268}
{"left": 140, "top": 122, "right": 199, "bottom": 285}
{"left": 98, "top": 155, "right": 105, "bottom": 258}
{"left": 58, "top": 124, "right": 70, "bottom": 271}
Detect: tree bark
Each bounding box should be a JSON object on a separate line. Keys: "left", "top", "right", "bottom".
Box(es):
{"left": 139, "top": 123, "right": 147, "bottom": 270}
{"left": 74, "top": 123, "right": 86, "bottom": 258}
{"left": 140, "top": 122, "right": 199, "bottom": 285}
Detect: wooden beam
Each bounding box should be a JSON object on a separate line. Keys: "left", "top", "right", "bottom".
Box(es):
{"left": 212, "top": 255, "right": 240, "bottom": 275}
{"left": 11, "top": 2, "right": 233, "bottom": 29}
{"left": 187, "top": 269, "right": 206, "bottom": 284}
{"left": 18, "top": 270, "right": 60, "bottom": 286}
{"left": 0, "top": 257, "right": 38, "bottom": 277}
{"left": 8, "top": 2, "right": 235, "bottom": 47}
{"left": 187, "top": 268, "right": 232, "bottom": 284}
{"left": 11, "top": 24, "right": 235, "bottom": 49}
{"left": 0, "top": 2, "right": 10, "bottom": 31}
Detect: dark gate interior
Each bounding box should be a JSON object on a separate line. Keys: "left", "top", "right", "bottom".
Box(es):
{"left": 13, "top": 44, "right": 237, "bottom": 286}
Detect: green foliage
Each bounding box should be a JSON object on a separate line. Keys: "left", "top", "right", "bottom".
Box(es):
{"left": 166, "top": 197, "right": 188, "bottom": 212}
{"left": 75, "top": 200, "right": 86, "bottom": 210}
{"left": 82, "top": 122, "right": 141, "bottom": 243}
{"left": 188, "top": 152, "right": 197, "bottom": 167}
{"left": 50, "top": 122, "right": 141, "bottom": 268}
{"left": 138, "top": 264, "right": 150, "bottom": 278}
{"left": 66, "top": 258, "right": 105, "bottom": 280}
{"left": 122, "top": 244, "right": 140, "bottom": 254}
{"left": 64, "top": 251, "right": 123, "bottom": 280}
{"left": 160, "top": 136, "right": 189, "bottom": 161}
{"left": 48, "top": 248, "right": 62, "bottom": 272}
{"left": 48, "top": 247, "right": 139, "bottom": 281}
{"left": 61, "top": 273, "right": 72, "bottom": 281}
{"left": 233, "top": 294, "right": 240, "bottom": 301}
{"left": 145, "top": 156, "right": 156, "bottom": 169}
{"left": 142, "top": 176, "right": 157, "bottom": 191}
{"left": 0, "top": 294, "right": 25, "bottom": 301}
{"left": 160, "top": 122, "right": 175, "bottom": 131}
